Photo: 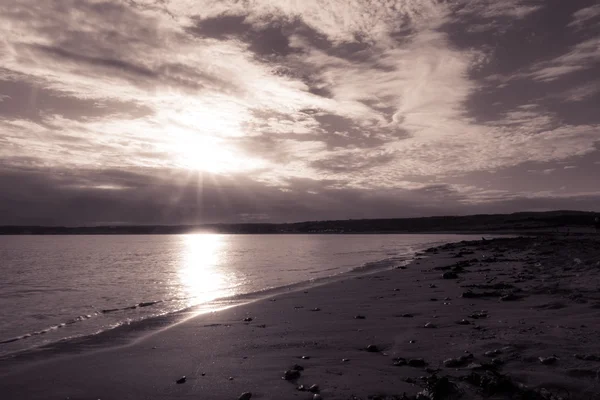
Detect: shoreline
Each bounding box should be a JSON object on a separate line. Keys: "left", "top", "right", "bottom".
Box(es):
{"left": 2, "top": 234, "right": 599, "bottom": 399}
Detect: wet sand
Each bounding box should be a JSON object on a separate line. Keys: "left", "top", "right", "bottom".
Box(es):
{"left": 1, "top": 235, "right": 599, "bottom": 399}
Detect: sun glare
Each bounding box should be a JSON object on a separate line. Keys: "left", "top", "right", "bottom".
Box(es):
{"left": 178, "top": 234, "right": 233, "bottom": 306}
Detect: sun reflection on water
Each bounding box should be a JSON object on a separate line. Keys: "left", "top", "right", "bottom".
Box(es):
{"left": 179, "top": 233, "right": 232, "bottom": 307}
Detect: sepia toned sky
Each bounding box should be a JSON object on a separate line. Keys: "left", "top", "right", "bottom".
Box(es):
{"left": 1, "top": 0, "right": 599, "bottom": 225}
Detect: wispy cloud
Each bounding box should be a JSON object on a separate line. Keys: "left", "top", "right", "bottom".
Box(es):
{"left": 1, "top": 0, "right": 599, "bottom": 223}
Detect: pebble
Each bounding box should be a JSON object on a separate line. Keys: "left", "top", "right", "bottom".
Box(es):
{"left": 539, "top": 356, "right": 557, "bottom": 365}
{"left": 311, "top": 308, "right": 321, "bottom": 312}
{"left": 393, "top": 357, "right": 407, "bottom": 366}
{"left": 342, "top": 358, "right": 350, "bottom": 362}
{"left": 176, "top": 376, "right": 186, "bottom": 384}
{"left": 409, "top": 340, "right": 416, "bottom": 344}
{"left": 366, "top": 344, "right": 380, "bottom": 352}
{"left": 443, "top": 272, "right": 458, "bottom": 279}
{"left": 297, "top": 385, "right": 306, "bottom": 391}
{"left": 354, "top": 315, "right": 366, "bottom": 319}
{"left": 424, "top": 322, "right": 436, "bottom": 328}
{"left": 484, "top": 349, "right": 502, "bottom": 357}
{"left": 301, "top": 355, "right": 311, "bottom": 359}
{"left": 308, "top": 384, "right": 320, "bottom": 393}
{"left": 238, "top": 392, "right": 252, "bottom": 400}
{"left": 283, "top": 369, "right": 301, "bottom": 380}
{"left": 313, "top": 395, "right": 323, "bottom": 400}
{"left": 401, "top": 313, "right": 414, "bottom": 318}
{"left": 457, "top": 319, "right": 471, "bottom": 325}
{"left": 408, "top": 358, "right": 428, "bottom": 367}
{"left": 243, "top": 317, "right": 253, "bottom": 322}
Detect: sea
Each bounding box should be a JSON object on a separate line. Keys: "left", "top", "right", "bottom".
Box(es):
{"left": 0, "top": 233, "right": 489, "bottom": 357}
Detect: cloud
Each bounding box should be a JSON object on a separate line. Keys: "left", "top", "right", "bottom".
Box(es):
{"left": 1, "top": 0, "right": 599, "bottom": 223}
{"left": 569, "top": 4, "right": 600, "bottom": 29}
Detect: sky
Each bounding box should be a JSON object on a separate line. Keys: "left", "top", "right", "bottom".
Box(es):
{"left": 0, "top": 0, "right": 599, "bottom": 225}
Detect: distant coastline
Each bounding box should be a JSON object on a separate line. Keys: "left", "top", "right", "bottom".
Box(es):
{"left": 1, "top": 210, "right": 597, "bottom": 235}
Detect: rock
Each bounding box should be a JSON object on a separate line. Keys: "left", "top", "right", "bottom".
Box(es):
{"left": 409, "top": 340, "right": 417, "bottom": 344}
{"left": 297, "top": 385, "right": 306, "bottom": 391}
{"left": 366, "top": 344, "right": 380, "bottom": 352}
{"left": 443, "top": 272, "right": 458, "bottom": 279}
{"left": 308, "top": 384, "right": 320, "bottom": 393}
{"left": 354, "top": 315, "right": 366, "bottom": 319}
{"left": 238, "top": 392, "right": 252, "bottom": 400}
{"left": 401, "top": 313, "right": 414, "bottom": 318}
{"left": 484, "top": 349, "right": 502, "bottom": 357}
{"left": 311, "top": 307, "right": 321, "bottom": 311}
{"left": 313, "top": 394, "right": 323, "bottom": 400}
{"left": 393, "top": 357, "right": 407, "bottom": 366}
{"left": 176, "top": 376, "right": 186, "bottom": 384}
{"left": 301, "top": 355, "right": 311, "bottom": 359}
{"left": 228, "top": 376, "right": 234, "bottom": 380}
{"left": 429, "top": 284, "right": 437, "bottom": 288}
{"left": 424, "top": 322, "right": 436, "bottom": 328}
{"left": 342, "top": 358, "right": 350, "bottom": 362}
{"left": 539, "top": 356, "right": 557, "bottom": 365}
{"left": 444, "top": 358, "right": 463, "bottom": 368}
{"left": 283, "top": 369, "right": 301, "bottom": 380}
{"left": 243, "top": 317, "right": 253, "bottom": 322}
{"left": 408, "top": 358, "right": 428, "bottom": 367}
{"left": 429, "top": 298, "right": 438, "bottom": 302}
{"left": 291, "top": 364, "right": 304, "bottom": 371}
{"left": 457, "top": 319, "right": 471, "bottom": 325}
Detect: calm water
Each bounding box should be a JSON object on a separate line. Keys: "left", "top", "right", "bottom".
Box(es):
{"left": 0, "top": 234, "right": 485, "bottom": 356}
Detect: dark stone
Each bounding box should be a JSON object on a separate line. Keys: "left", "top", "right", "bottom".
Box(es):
{"left": 308, "top": 384, "right": 320, "bottom": 393}
{"left": 243, "top": 317, "right": 253, "bottom": 322}
{"left": 176, "top": 376, "right": 186, "bottom": 384}
{"left": 366, "top": 344, "right": 380, "bottom": 352}
{"left": 354, "top": 315, "right": 366, "bottom": 319}
{"left": 283, "top": 369, "right": 301, "bottom": 380}
{"left": 408, "top": 358, "right": 428, "bottom": 367}
{"left": 443, "top": 272, "right": 458, "bottom": 279}
{"left": 239, "top": 392, "right": 252, "bottom": 400}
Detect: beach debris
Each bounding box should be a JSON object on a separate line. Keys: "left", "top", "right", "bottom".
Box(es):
{"left": 311, "top": 307, "right": 321, "bottom": 312}
{"left": 393, "top": 357, "right": 407, "bottom": 366}
{"left": 424, "top": 322, "right": 436, "bottom": 328}
{"left": 238, "top": 392, "right": 252, "bottom": 400}
{"left": 408, "top": 358, "right": 428, "bottom": 367}
{"left": 291, "top": 364, "right": 304, "bottom": 371}
{"left": 457, "top": 319, "right": 471, "bottom": 325}
{"left": 308, "top": 384, "right": 320, "bottom": 393}
{"left": 243, "top": 317, "right": 253, "bottom": 322}
{"left": 176, "top": 376, "right": 187, "bottom": 384}
{"left": 354, "top": 315, "right": 366, "bottom": 319}
{"left": 443, "top": 272, "right": 458, "bottom": 279}
{"left": 574, "top": 353, "right": 600, "bottom": 361}
{"left": 539, "top": 356, "right": 557, "bottom": 365}
{"left": 366, "top": 344, "right": 380, "bottom": 352}
{"left": 283, "top": 369, "right": 301, "bottom": 380}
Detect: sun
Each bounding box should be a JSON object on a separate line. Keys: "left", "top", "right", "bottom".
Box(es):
{"left": 169, "top": 132, "right": 264, "bottom": 174}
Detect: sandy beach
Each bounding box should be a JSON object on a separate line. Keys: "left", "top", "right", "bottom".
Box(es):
{"left": 1, "top": 234, "right": 600, "bottom": 400}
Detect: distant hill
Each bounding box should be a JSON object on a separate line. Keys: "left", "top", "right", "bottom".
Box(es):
{"left": 0, "top": 210, "right": 597, "bottom": 235}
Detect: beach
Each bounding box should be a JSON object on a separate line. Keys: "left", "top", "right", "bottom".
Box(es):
{"left": 1, "top": 234, "right": 599, "bottom": 400}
